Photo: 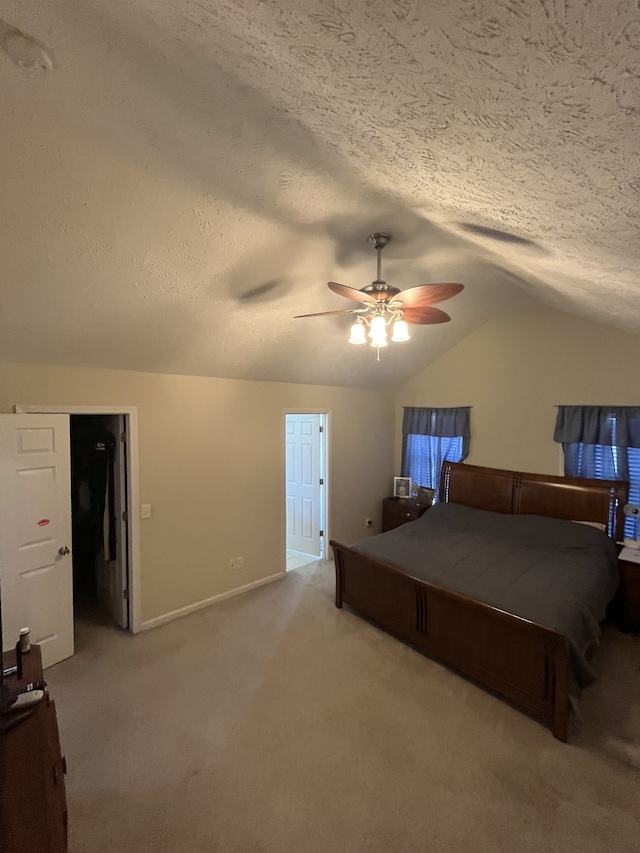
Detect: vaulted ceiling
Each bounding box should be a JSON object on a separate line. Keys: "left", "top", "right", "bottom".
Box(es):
{"left": 1, "top": 0, "right": 638, "bottom": 388}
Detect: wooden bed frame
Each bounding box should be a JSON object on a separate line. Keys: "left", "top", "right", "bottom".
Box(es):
{"left": 330, "top": 462, "right": 628, "bottom": 741}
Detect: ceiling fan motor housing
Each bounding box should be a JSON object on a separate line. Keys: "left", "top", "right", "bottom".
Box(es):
{"left": 361, "top": 282, "right": 401, "bottom": 301}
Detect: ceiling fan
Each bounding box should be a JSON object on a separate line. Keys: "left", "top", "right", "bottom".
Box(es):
{"left": 294, "top": 233, "right": 464, "bottom": 356}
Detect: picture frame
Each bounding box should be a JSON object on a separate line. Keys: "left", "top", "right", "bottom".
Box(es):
{"left": 393, "top": 476, "right": 412, "bottom": 499}
{"left": 415, "top": 486, "right": 435, "bottom": 507}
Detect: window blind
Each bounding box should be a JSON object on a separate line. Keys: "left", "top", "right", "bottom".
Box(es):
{"left": 403, "top": 434, "right": 464, "bottom": 494}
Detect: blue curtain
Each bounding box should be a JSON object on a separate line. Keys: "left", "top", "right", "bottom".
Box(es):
{"left": 554, "top": 406, "right": 640, "bottom": 448}
{"left": 402, "top": 406, "right": 471, "bottom": 445}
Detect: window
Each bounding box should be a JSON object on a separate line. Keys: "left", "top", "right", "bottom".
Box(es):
{"left": 568, "top": 442, "right": 640, "bottom": 539}
{"left": 555, "top": 406, "right": 640, "bottom": 539}
{"left": 401, "top": 407, "right": 470, "bottom": 497}
{"left": 629, "top": 449, "right": 640, "bottom": 538}
{"left": 403, "top": 434, "right": 464, "bottom": 492}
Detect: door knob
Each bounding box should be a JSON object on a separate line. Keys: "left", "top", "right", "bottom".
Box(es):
{"left": 58, "top": 546, "right": 70, "bottom": 556}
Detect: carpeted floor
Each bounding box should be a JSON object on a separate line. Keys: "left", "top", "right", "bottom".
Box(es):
{"left": 47, "top": 561, "right": 640, "bottom": 852}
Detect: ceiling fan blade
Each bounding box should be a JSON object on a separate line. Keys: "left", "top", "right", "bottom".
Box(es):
{"left": 294, "top": 309, "right": 358, "bottom": 318}
{"left": 396, "top": 283, "right": 464, "bottom": 308}
{"left": 402, "top": 306, "right": 451, "bottom": 325}
{"left": 328, "top": 281, "right": 374, "bottom": 304}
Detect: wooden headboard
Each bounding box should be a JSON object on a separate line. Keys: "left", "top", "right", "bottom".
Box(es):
{"left": 440, "top": 462, "right": 628, "bottom": 541}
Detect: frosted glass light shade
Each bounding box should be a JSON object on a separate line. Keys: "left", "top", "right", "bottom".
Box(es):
{"left": 391, "top": 319, "right": 410, "bottom": 342}
{"left": 349, "top": 320, "right": 367, "bottom": 344}
{"left": 369, "top": 315, "right": 386, "bottom": 340}
{"left": 369, "top": 316, "right": 386, "bottom": 336}
{"left": 371, "top": 335, "right": 388, "bottom": 347}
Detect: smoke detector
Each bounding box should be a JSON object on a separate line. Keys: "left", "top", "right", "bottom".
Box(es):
{"left": 0, "top": 20, "right": 55, "bottom": 72}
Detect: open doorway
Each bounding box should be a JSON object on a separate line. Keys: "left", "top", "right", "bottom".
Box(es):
{"left": 70, "top": 414, "right": 129, "bottom": 631}
{"left": 15, "top": 403, "right": 141, "bottom": 644}
{"left": 285, "top": 412, "right": 328, "bottom": 571}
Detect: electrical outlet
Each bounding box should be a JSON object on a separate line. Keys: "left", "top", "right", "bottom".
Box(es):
{"left": 365, "top": 518, "right": 373, "bottom": 528}
{"left": 229, "top": 557, "right": 243, "bottom": 570}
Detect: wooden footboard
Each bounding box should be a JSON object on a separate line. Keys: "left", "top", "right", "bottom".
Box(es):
{"left": 331, "top": 540, "right": 570, "bottom": 741}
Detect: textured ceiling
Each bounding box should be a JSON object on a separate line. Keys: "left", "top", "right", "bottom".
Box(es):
{"left": 0, "top": 0, "right": 638, "bottom": 388}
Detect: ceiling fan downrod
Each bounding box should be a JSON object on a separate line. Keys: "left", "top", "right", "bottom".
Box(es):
{"left": 368, "top": 232, "right": 390, "bottom": 284}
{"left": 362, "top": 233, "right": 401, "bottom": 302}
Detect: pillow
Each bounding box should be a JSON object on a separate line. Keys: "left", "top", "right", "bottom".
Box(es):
{"left": 571, "top": 519, "right": 607, "bottom": 532}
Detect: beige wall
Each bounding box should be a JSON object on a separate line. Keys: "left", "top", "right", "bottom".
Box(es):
{"left": 0, "top": 363, "right": 394, "bottom": 624}
{"left": 396, "top": 308, "right": 640, "bottom": 476}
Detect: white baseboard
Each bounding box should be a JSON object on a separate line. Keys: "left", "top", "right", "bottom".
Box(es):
{"left": 140, "top": 571, "right": 286, "bottom": 632}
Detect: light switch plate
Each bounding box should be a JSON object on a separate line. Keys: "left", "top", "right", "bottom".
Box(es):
{"left": 140, "top": 504, "right": 152, "bottom": 519}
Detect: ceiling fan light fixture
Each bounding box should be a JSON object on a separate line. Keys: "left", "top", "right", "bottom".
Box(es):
{"left": 348, "top": 319, "right": 367, "bottom": 345}
{"left": 294, "top": 231, "right": 464, "bottom": 361}
{"left": 391, "top": 318, "right": 410, "bottom": 342}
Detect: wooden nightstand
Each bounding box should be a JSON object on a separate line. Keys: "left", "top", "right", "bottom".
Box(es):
{"left": 1, "top": 645, "right": 68, "bottom": 852}
{"left": 617, "top": 557, "right": 640, "bottom": 633}
{"left": 382, "top": 497, "right": 431, "bottom": 532}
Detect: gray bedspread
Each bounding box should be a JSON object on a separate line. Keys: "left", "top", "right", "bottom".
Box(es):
{"left": 352, "top": 502, "right": 619, "bottom": 693}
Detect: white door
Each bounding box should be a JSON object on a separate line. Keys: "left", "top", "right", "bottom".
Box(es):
{"left": 0, "top": 414, "right": 74, "bottom": 668}
{"left": 286, "top": 414, "right": 322, "bottom": 557}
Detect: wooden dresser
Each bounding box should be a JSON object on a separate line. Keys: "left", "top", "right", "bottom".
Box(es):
{"left": 382, "top": 497, "right": 431, "bottom": 532}
{"left": 0, "top": 646, "right": 68, "bottom": 853}
{"left": 617, "top": 557, "right": 640, "bottom": 633}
